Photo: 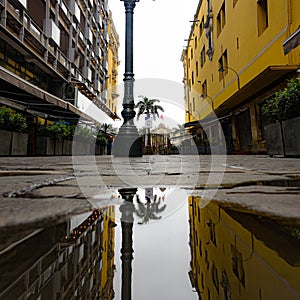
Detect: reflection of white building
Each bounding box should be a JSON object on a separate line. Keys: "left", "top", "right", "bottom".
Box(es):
{"left": 0, "top": 209, "right": 116, "bottom": 299}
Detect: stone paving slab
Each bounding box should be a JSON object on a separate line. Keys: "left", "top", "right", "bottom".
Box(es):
{"left": 0, "top": 197, "right": 91, "bottom": 229}
{"left": 212, "top": 185, "right": 300, "bottom": 225}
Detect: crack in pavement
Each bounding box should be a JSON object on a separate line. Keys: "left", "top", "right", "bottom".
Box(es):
{"left": 2, "top": 176, "right": 75, "bottom": 198}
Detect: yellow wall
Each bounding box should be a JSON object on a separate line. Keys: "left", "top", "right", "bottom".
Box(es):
{"left": 107, "top": 11, "right": 120, "bottom": 115}
{"left": 184, "top": 0, "right": 300, "bottom": 122}
{"left": 100, "top": 206, "right": 116, "bottom": 298}
{"left": 188, "top": 197, "right": 300, "bottom": 299}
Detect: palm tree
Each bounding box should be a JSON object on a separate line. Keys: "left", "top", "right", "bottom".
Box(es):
{"left": 135, "top": 96, "right": 164, "bottom": 154}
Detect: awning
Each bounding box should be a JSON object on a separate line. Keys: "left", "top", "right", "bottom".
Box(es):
{"left": 216, "top": 65, "right": 300, "bottom": 115}
{"left": 0, "top": 66, "right": 113, "bottom": 126}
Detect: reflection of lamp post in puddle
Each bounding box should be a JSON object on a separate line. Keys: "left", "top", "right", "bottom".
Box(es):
{"left": 118, "top": 188, "right": 137, "bottom": 299}
{"left": 118, "top": 187, "right": 168, "bottom": 298}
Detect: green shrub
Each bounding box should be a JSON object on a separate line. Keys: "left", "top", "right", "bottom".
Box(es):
{"left": 262, "top": 77, "right": 300, "bottom": 123}
{"left": 0, "top": 106, "right": 27, "bottom": 132}
{"left": 38, "top": 121, "right": 75, "bottom": 141}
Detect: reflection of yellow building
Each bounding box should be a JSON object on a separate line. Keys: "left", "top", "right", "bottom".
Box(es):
{"left": 100, "top": 206, "right": 116, "bottom": 299}
{"left": 188, "top": 196, "right": 300, "bottom": 299}
{"left": 107, "top": 11, "right": 120, "bottom": 116}
{"left": 183, "top": 0, "right": 300, "bottom": 154}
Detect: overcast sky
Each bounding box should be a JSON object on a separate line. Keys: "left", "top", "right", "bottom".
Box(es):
{"left": 108, "top": 0, "right": 198, "bottom": 82}
{"left": 107, "top": 0, "right": 199, "bottom": 125}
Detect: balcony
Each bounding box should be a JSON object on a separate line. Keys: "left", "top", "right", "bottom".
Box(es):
{"left": 43, "top": 19, "right": 60, "bottom": 46}
{"left": 70, "top": 0, "right": 81, "bottom": 23}
{"left": 94, "top": 11, "right": 102, "bottom": 24}
{"left": 9, "top": 0, "right": 27, "bottom": 10}
{"left": 85, "top": 27, "right": 93, "bottom": 44}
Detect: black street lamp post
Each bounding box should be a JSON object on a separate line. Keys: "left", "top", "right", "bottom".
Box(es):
{"left": 113, "top": 0, "right": 143, "bottom": 157}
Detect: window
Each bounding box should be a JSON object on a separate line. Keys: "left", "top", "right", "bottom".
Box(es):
{"left": 217, "top": 2, "right": 226, "bottom": 36}
{"left": 218, "top": 50, "right": 228, "bottom": 81}
{"left": 192, "top": 71, "right": 194, "bottom": 85}
{"left": 231, "top": 245, "right": 245, "bottom": 286}
{"left": 212, "top": 263, "right": 219, "bottom": 292}
{"left": 199, "top": 17, "right": 205, "bottom": 36}
{"left": 200, "top": 46, "right": 206, "bottom": 67}
{"left": 223, "top": 50, "right": 228, "bottom": 71}
{"left": 208, "top": 219, "right": 217, "bottom": 246}
{"left": 196, "top": 61, "right": 199, "bottom": 77}
{"left": 257, "top": 0, "right": 268, "bottom": 36}
{"left": 202, "top": 80, "right": 207, "bottom": 97}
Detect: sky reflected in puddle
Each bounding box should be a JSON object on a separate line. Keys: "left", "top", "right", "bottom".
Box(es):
{"left": 0, "top": 188, "right": 300, "bottom": 299}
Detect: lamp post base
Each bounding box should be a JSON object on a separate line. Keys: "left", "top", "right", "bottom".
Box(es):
{"left": 113, "top": 125, "right": 143, "bottom": 157}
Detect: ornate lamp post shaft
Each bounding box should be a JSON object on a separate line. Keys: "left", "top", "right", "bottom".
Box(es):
{"left": 113, "top": 0, "right": 142, "bottom": 157}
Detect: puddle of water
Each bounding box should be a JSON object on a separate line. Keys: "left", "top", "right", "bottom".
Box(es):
{"left": 0, "top": 188, "right": 300, "bottom": 299}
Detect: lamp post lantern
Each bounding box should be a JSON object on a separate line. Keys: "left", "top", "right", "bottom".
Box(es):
{"left": 113, "top": 0, "right": 143, "bottom": 157}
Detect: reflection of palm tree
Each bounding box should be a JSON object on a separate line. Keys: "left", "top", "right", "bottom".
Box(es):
{"left": 135, "top": 194, "right": 167, "bottom": 224}
{"left": 135, "top": 96, "right": 164, "bottom": 154}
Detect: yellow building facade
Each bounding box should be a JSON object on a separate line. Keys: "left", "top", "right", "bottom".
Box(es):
{"left": 106, "top": 11, "right": 120, "bottom": 116}
{"left": 100, "top": 206, "right": 116, "bottom": 299}
{"left": 188, "top": 197, "right": 300, "bottom": 299}
{"left": 183, "top": 0, "right": 300, "bottom": 153}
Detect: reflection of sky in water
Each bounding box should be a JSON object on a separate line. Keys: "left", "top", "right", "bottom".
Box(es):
{"left": 114, "top": 188, "right": 197, "bottom": 299}
{"left": 91, "top": 187, "right": 189, "bottom": 225}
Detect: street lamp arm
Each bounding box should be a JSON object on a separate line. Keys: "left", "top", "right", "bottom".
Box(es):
{"left": 201, "top": 94, "right": 214, "bottom": 110}
{"left": 219, "top": 66, "right": 240, "bottom": 90}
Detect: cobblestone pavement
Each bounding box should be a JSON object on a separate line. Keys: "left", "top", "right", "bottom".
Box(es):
{"left": 0, "top": 155, "right": 299, "bottom": 231}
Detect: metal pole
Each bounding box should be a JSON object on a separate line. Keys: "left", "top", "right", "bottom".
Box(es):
{"left": 113, "top": 0, "right": 142, "bottom": 157}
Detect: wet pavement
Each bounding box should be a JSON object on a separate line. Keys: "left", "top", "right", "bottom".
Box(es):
{"left": 0, "top": 155, "right": 299, "bottom": 229}
{"left": 0, "top": 155, "right": 300, "bottom": 299}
